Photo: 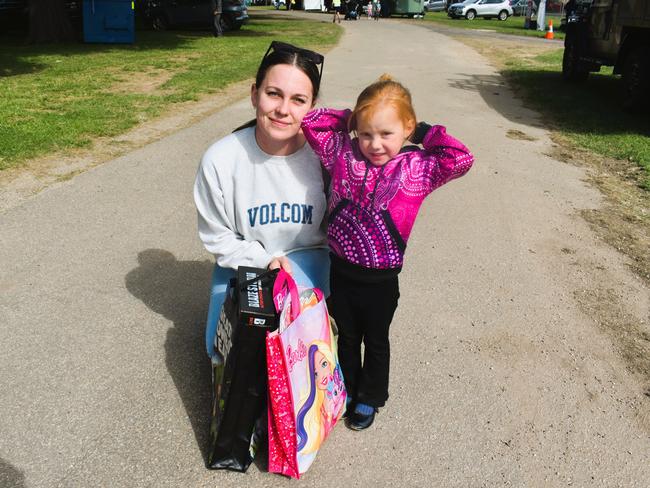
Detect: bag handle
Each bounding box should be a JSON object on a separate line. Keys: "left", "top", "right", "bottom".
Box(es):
{"left": 237, "top": 267, "right": 279, "bottom": 291}
{"left": 272, "top": 268, "right": 301, "bottom": 322}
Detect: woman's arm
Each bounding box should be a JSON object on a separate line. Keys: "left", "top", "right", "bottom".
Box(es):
{"left": 194, "top": 155, "right": 274, "bottom": 270}
{"left": 411, "top": 123, "right": 475, "bottom": 192}
{"left": 301, "top": 108, "right": 352, "bottom": 172}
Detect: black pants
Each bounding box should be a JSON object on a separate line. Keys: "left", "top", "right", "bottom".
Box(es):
{"left": 329, "top": 266, "right": 399, "bottom": 408}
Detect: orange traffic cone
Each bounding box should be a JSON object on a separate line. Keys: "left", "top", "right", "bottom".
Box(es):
{"left": 545, "top": 20, "right": 554, "bottom": 40}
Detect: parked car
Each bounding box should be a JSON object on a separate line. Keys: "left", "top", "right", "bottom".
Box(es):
{"left": 562, "top": 0, "right": 650, "bottom": 109}
{"left": 144, "top": 0, "right": 248, "bottom": 31}
{"left": 0, "top": 0, "right": 27, "bottom": 30}
{"left": 424, "top": 0, "right": 447, "bottom": 12}
{"left": 0, "top": 0, "right": 24, "bottom": 13}
{"left": 0, "top": 0, "right": 83, "bottom": 31}
{"left": 509, "top": 0, "right": 536, "bottom": 16}
{"left": 447, "top": 0, "right": 513, "bottom": 20}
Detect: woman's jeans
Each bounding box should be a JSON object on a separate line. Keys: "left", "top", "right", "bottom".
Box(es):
{"left": 204, "top": 248, "right": 330, "bottom": 357}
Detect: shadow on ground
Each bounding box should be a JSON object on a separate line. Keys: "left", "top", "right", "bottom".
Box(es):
{"left": 0, "top": 27, "right": 266, "bottom": 77}
{"left": 0, "top": 9, "right": 316, "bottom": 77}
{"left": 0, "top": 458, "right": 26, "bottom": 488}
{"left": 449, "top": 70, "right": 650, "bottom": 138}
{"left": 125, "top": 249, "right": 214, "bottom": 464}
{"left": 447, "top": 72, "right": 543, "bottom": 127}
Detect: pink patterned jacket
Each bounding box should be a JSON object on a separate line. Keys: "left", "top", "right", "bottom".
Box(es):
{"left": 301, "top": 108, "right": 474, "bottom": 274}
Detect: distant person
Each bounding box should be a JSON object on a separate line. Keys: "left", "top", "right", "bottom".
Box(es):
{"left": 211, "top": 0, "right": 224, "bottom": 37}
{"left": 344, "top": 0, "right": 354, "bottom": 19}
{"left": 333, "top": 0, "right": 342, "bottom": 23}
{"left": 372, "top": 0, "right": 381, "bottom": 20}
{"left": 300, "top": 75, "right": 474, "bottom": 430}
{"left": 350, "top": 0, "right": 360, "bottom": 19}
{"left": 564, "top": 0, "right": 577, "bottom": 19}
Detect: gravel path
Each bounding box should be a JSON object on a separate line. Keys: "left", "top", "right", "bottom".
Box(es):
{"left": 1, "top": 12, "right": 648, "bottom": 488}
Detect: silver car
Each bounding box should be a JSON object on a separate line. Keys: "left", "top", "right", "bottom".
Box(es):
{"left": 447, "top": 0, "right": 513, "bottom": 20}
{"left": 510, "top": 0, "right": 535, "bottom": 16}
{"left": 424, "top": 0, "right": 447, "bottom": 12}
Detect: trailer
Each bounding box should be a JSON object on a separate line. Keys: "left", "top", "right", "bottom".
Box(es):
{"left": 562, "top": 0, "right": 650, "bottom": 108}
{"left": 384, "top": 0, "right": 425, "bottom": 17}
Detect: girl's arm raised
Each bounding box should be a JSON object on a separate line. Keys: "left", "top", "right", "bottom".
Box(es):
{"left": 301, "top": 108, "right": 352, "bottom": 172}
{"left": 411, "top": 123, "right": 475, "bottom": 192}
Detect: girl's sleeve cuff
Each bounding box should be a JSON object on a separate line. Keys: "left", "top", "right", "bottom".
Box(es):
{"left": 411, "top": 122, "right": 432, "bottom": 145}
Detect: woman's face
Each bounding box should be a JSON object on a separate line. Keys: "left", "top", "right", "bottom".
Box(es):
{"left": 251, "top": 63, "right": 315, "bottom": 155}
{"left": 314, "top": 351, "right": 331, "bottom": 390}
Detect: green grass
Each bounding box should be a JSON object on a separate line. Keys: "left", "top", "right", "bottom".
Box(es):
{"left": 0, "top": 13, "right": 340, "bottom": 170}
{"left": 421, "top": 11, "right": 565, "bottom": 40}
{"left": 502, "top": 48, "right": 650, "bottom": 189}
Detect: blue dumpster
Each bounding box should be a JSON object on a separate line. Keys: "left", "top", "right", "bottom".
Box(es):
{"left": 83, "top": 0, "right": 135, "bottom": 44}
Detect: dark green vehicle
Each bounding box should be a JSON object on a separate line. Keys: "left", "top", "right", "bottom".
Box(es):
{"left": 562, "top": 0, "right": 650, "bottom": 108}
{"left": 0, "top": 0, "right": 26, "bottom": 30}
{"left": 0, "top": 0, "right": 83, "bottom": 32}
{"left": 382, "top": 0, "right": 426, "bottom": 17}
{"left": 144, "top": 0, "right": 249, "bottom": 31}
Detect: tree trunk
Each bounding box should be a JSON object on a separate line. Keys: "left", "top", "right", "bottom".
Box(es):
{"left": 28, "top": 0, "right": 75, "bottom": 43}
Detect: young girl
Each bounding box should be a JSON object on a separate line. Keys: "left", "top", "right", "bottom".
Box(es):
{"left": 301, "top": 75, "right": 474, "bottom": 430}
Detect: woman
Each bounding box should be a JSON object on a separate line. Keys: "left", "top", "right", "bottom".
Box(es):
{"left": 332, "top": 0, "right": 342, "bottom": 23}
{"left": 194, "top": 41, "right": 329, "bottom": 357}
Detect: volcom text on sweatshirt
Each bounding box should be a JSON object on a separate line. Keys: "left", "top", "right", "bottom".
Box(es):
{"left": 194, "top": 127, "right": 328, "bottom": 270}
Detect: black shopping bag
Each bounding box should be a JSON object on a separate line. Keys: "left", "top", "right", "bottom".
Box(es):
{"left": 207, "top": 267, "right": 279, "bottom": 472}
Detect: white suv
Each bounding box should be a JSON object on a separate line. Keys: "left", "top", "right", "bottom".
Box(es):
{"left": 447, "top": 0, "right": 513, "bottom": 20}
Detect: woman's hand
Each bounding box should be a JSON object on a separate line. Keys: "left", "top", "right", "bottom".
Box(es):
{"left": 268, "top": 256, "right": 292, "bottom": 274}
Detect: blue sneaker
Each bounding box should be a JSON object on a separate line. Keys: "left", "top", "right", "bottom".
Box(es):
{"left": 346, "top": 403, "right": 377, "bottom": 431}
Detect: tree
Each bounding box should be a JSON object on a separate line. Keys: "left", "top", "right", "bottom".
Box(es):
{"left": 28, "top": 0, "right": 75, "bottom": 43}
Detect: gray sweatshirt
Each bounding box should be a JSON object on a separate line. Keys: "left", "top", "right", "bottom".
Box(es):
{"left": 194, "top": 126, "right": 328, "bottom": 269}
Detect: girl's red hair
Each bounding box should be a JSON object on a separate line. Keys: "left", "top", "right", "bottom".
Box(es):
{"left": 349, "top": 74, "right": 416, "bottom": 135}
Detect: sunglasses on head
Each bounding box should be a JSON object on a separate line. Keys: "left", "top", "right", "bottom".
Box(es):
{"left": 263, "top": 41, "right": 325, "bottom": 82}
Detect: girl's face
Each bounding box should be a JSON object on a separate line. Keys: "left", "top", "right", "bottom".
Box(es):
{"left": 356, "top": 103, "right": 414, "bottom": 166}
{"left": 251, "top": 63, "right": 314, "bottom": 155}
{"left": 314, "top": 351, "right": 331, "bottom": 390}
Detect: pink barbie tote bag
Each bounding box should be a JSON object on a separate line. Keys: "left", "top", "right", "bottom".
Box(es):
{"left": 266, "top": 270, "right": 347, "bottom": 478}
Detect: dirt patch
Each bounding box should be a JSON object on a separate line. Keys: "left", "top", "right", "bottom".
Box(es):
{"left": 104, "top": 54, "right": 201, "bottom": 95}
{"left": 0, "top": 79, "right": 252, "bottom": 213}
{"left": 574, "top": 286, "right": 650, "bottom": 376}
{"left": 461, "top": 36, "right": 649, "bottom": 284}
{"left": 457, "top": 36, "right": 559, "bottom": 70}
{"left": 458, "top": 34, "right": 650, "bottom": 404}
{"left": 105, "top": 69, "right": 176, "bottom": 95}
{"left": 549, "top": 138, "right": 650, "bottom": 285}
{"left": 506, "top": 128, "right": 539, "bottom": 141}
